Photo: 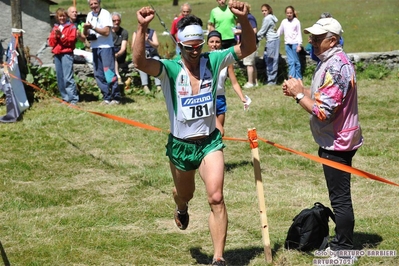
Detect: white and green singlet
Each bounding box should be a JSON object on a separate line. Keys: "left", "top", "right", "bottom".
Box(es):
{"left": 157, "top": 47, "right": 238, "bottom": 139}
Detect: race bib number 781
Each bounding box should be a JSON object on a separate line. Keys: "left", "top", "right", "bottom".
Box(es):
{"left": 180, "top": 92, "right": 214, "bottom": 120}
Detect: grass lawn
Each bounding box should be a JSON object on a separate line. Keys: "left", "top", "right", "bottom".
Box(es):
{"left": 1, "top": 0, "right": 398, "bottom": 264}
{"left": 1, "top": 73, "right": 398, "bottom": 265}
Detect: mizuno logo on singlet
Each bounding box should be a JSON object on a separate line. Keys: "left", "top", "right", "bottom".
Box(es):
{"left": 181, "top": 92, "right": 212, "bottom": 107}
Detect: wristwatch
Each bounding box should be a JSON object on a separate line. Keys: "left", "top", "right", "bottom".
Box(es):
{"left": 295, "top": 93, "right": 305, "bottom": 103}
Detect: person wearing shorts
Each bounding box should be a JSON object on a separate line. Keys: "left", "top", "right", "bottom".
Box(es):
{"left": 133, "top": 4, "right": 256, "bottom": 265}
{"left": 240, "top": 5, "right": 258, "bottom": 89}
{"left": 207, "top": 30, "right": 249, "bottom": 137}
{"left": 166, "top": 129, "right": 225, "bottom": 171}
{"left": 242, "top": 50, "right": 257, "bottom": 88}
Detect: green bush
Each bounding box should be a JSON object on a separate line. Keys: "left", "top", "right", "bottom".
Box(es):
{"left": 302, "top": 63, "right": 316, "bottom": 86}
{"left": 30, "top": 65, "right": 58, "bottom": 100}
{"left": 355, "top": 62, "right": 392, "bottom": 80}
{"left": 301, "top": 61, "right": 392, "bottom": 86}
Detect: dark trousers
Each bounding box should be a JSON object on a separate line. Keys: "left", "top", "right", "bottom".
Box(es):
{"left": 318, "top": 147, "right": 357, "bottom": 250}
{"left": 92, "top": 47, "right": 120, "bottom": 101}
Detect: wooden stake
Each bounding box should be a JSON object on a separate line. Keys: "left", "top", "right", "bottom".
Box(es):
{"left": 248, "top": 128, "right": 272, "bottom": 263}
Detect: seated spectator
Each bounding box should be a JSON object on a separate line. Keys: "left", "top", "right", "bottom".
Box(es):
{"left": 132, "top": 28, "right": 162, "bottom": 94}
{"left": 112, "top": 12, "right": 129, "bottom": 85}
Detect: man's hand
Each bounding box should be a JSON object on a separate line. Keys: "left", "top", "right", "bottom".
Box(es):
{"left": 282, "top": 78, "right": 304, "bottom": 97}
{"left": 136, "top": 7, "right": 155, "bottom": 26}
{"left": 296, "top": 45, "right": 302, "bottom": 53}
{"left": 228, "top": 0, "right": 248, "bottom": 17}
{"left": 83, "top": 22, "right": 92, "bottom": 30}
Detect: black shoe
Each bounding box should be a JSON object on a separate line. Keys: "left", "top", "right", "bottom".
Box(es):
{"left": 174, "top": 207, "right": 189, "bottom": 230}
{"left": 212, "top": 258, "right": 226, "bottom": 266}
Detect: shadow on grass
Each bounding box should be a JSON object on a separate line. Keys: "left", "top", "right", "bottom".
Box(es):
{"left": 79, "top": 93, "right": 100, "bottom": 102}
{"left": 225, "top": 160, "right": 251, "bottom": 172}
{"left": 274, "top": 233, "right": 383, "bottom": 255}
{"left": 190, "top": 246, "right": 266, "bottom": 265}
{"left": 353, "top": 232, "right": 383, "bottom": 250}
{"left": 79, "top": 93, "right": 136, "bottom": 105}
{"left": 190, "top": 233, "right": 383, "bottom": 264}
{"left": 61, "top": 136, "right": 116, "bottom": 169}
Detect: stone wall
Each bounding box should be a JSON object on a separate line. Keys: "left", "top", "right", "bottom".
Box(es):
{"left": 252, "top": 50, "right": 399, "bottom": 84}
{"left": 347, "top": 50, "right": 399, "bottom": 70}
{"left": 302, "top": 50, "right": 399, "bottom": 70}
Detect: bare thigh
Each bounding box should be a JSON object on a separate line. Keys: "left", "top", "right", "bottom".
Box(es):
{"left": 198, "top": 150, "right": 225, "bottom": 203}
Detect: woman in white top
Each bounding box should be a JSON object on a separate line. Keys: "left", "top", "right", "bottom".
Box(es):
{"left": 277, "top": 5, "right": 302, "bottom": 79}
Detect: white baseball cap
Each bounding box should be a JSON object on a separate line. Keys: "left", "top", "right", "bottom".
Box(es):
{"left": 304, "top": 18, "right": 343, "bottom": 36}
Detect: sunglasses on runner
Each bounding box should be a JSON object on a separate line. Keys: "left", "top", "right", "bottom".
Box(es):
{"left": 179, "top": 41, "right": 205, "bottom": 52}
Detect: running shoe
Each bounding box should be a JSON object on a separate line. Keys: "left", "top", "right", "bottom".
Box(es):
{"left": 174, "top": 207, "right": 189, "bottom": 230}
{"left": 212, "top": 257, "right": 226, "bottom": 266}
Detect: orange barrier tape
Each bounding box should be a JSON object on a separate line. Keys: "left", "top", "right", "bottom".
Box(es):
{"left": 86, "top": 110, "right": 164, "bottom": 132}
{"left": 10, "top": 74, "right": 166, "bottom": 132}
{"left": 10, "top": 74, "right": 399, "bottom": 187}
{"left": 257, "top": 136, "right": 399, "bottom": 187}
{"left": 223, "top": 135, "right": 399, "bottom": 186}
{"left": 222, "top": 136, "right": 248, "bottom": 143}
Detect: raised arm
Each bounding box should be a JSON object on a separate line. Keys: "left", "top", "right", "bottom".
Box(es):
{"left": 132, "top": 7, "right": 162, "bottom": 77}
{"left": 229, "top": 1, "right": 256, "bottom": 59}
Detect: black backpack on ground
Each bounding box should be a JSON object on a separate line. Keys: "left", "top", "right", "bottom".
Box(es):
{"left": 284, "top": 202, "right": 335, "bottom": 251}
